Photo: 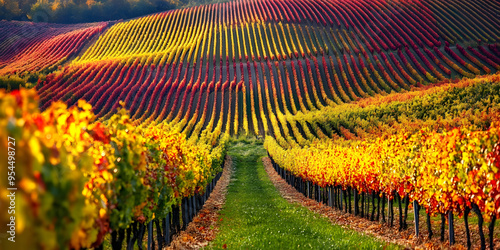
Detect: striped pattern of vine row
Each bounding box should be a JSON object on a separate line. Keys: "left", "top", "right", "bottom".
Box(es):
{"left": 34, "top": 0, "right": 500, "bottom": 141}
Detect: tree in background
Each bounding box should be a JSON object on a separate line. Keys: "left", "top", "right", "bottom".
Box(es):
{"left": 1, "top": 0, "right": 231, "bottom": 23}
{"left": 1, "top": 0, "right": 37, "bottom": 20}
{"left": 25, "top": 0, "right": 180, "bottom": 23}
{"left": 0, "top": 0, "right": 184, "bottom": 23}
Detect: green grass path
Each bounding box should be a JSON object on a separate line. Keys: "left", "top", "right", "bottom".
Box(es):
{"left": 207, "top": 139, "right": 399, "bottom": 249}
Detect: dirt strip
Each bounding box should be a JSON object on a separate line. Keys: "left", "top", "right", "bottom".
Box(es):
{"left": 262, "top": 157, "right": 499, "bottom": 250}
{"left": 166, "top": 155, "right": 234, "bottom": 249}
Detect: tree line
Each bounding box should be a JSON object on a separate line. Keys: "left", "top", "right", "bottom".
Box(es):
{"left": 0, "top": 0, "right": 227, "bottom": 23}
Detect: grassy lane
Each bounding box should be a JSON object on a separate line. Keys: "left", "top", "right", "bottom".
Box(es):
{"left": 207, "top": 139, "right": 399, "bottom": 249}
